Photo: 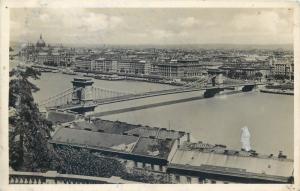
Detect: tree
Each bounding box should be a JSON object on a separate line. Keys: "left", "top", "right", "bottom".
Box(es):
{"left": 52, "top": 146, "right": 126, "bottom": 177}
{"left": 9, "top": 66, "right": 53, "bottom": 171}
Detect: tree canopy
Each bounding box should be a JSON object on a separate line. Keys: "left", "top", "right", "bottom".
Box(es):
{"left": 9, "top": 65, "right": 53, "bottom": 171}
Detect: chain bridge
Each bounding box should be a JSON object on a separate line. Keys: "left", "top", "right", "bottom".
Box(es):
{"left": 39, "top": 75, "right": 263, "bottom": 115}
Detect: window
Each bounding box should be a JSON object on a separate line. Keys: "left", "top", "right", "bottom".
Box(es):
{"left": 187, "top": 177, "right": 191, "bottom": 184}
{"left": 211, "top": 180, "right": 216, "bottom": 184}
{"left": 159, "top": 165, "right": 163, "bottom": 171}
{"left": 198, "top": 178, "right": 204, "bottom": 184}
{"left": 134, "top": 161, "right": 137, "bottom": 167}
{"left": 175, "top": 175, "right": 180, "bottom": 183}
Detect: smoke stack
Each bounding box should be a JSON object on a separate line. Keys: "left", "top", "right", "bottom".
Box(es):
{"left": 187, "top": 132, "right": 190, "bottom": 142}
{"left": 241, "top": 126, "right": 251, "bottom": 152}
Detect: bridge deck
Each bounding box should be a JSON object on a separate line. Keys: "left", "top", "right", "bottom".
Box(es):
{"left": 50, "top": 83, "right": 264, "bottom": 111}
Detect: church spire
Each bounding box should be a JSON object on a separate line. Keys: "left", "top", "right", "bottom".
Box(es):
{"left": 40, "top": 34, "right": 42, "bottom": 39}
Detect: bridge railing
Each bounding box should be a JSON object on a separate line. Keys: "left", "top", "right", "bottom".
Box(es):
{"left": 9, "top": 170, "right": 141, "bottom": 184}
{"left": 92, "top": 87, "right": 134, "bottom": 100}
{"left": 39, "top": 88, "right": 74, "bottom": 108}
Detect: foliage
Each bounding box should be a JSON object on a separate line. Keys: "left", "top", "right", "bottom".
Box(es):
{"left": 52, "top": 145, "right": 170, "bottom": 183}
{"left": 122, "top": 169, "right": 169, "bottom": 184}
{"left": 9, "top": 66, "right": 53, "bottom": 171}
{"left": 52, "top": 146, "right": 126, "bottom": 177}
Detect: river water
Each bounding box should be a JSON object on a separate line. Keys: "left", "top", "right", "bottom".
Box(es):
{"left": 30, "top": 72, "right": 294, "bottom": 158}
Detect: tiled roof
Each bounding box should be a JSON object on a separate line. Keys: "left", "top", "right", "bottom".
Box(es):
{"left": 47, "top": 111, "right": 76, "bottom": 124}
{"left": 125, "top": 126, "right": 183, "bottom": 140}
{"left": 51, "top": 127, "right": 139, "bottom": 152}
{"left": 92, "top": 119, "right": 139, "bottom": 134}
{"left": 125, "top": 127, "right": 158, "bottom": 137}
{"left": 132, "top": 137, "right": 175, "bottom": 159}
{"left": 169, "top": 149, "right": 293, "bottom": 178}
{"left": 70, "top": 119, "right": 184, "bottom": 140}
{"left": 50, "top": 127, "right": 176, "bottom": 159}
{"left": 71, "top": 121, "right": 97, "bottom": 130}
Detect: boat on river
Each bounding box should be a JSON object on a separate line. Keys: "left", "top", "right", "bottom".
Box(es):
{"left": 95, "top": 74, "right": 125, "bottom": 81}
{"left": 62, "top": 69, "right": 76, "bottom": 75}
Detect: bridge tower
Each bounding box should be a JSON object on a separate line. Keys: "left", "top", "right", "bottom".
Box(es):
{"left": 207, "top": 69, "right": 224, "bottom": 86}
{"left": 70, "top": 78, "right": 96, "bottom": 115}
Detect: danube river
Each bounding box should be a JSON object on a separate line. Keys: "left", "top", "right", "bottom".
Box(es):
{"left": 31, "top": 72, "right": 294, "bottom": 158}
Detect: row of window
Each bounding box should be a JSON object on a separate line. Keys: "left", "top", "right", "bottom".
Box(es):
{"left": 131, "top": 161, "right": 164, "bottom": 172}
{"left": 174, "top": 175, "right": 229, "bottom": 184}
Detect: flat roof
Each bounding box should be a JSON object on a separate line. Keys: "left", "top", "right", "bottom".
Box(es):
{"left": 169, "top": 149, "right": 293, "bottom": 178}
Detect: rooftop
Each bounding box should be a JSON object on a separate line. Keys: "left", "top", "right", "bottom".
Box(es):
{"left": 132, "top": 137, "right": 174, "bottom": 159}
{"left": 125, "top": 126, "right": 183, "bottom": 140}
{"left": 50, "top": 127, "right": 176, "bottom": 159}
{"left": 47, "top": 111, "right": 76, "bottom": 124}
{"left": 71, "top": 118, "right": 185, "bottom": 140}
{"left": 168, "top": 142, "right": 293, "bottom": 181}
{"left": 51, "top": 127, "right": 138, "bottom": 153}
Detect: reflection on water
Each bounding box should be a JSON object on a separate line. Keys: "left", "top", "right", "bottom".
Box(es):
{"left": 32, "top": 72, "right": 294, "bottom": 158}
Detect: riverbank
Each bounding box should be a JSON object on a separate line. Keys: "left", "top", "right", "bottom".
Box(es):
{"left": 260, "top": 89, "right": 294, "bottom": 95}
{"left": 13, "top": 65, "right": 293, "bottom": 158}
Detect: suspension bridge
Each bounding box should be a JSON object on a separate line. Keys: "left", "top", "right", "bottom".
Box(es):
{"left": 39, "top": 76, "right": 263, "bottom": 115}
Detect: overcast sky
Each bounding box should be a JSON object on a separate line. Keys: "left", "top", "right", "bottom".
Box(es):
{"left": 10, "top": 8, "right": 293, "bottom": 45}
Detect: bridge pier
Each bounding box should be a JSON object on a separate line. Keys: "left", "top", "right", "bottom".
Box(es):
{"left": 242, "top": 85, "right": 255, "bottom": 92}
{"left": 203, "top": 88, "right": 224, "bottom": 98}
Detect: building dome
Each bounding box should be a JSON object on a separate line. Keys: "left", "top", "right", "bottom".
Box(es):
{"left": 36, "top": 34, "right": 46, "bottom": 47}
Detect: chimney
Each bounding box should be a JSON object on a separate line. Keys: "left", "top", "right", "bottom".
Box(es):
{"left": 187, "top": 132, "right": 190, "bottom": 142}
{"left": 177, "top": 138, "right": 180, "bottom": 148}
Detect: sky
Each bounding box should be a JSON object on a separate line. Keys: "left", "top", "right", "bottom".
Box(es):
{"left": 10, "top": 8, "right": 294, "bottom": 45}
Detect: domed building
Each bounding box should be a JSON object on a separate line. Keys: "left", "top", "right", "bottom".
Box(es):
{"left": 36, "top": 34, "right": 46, "bottom": 48}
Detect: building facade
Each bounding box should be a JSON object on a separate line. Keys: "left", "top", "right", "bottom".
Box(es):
{"left": 18, "top": 34, "right": 76, "bottom": 67}
{"left": 91, "top": 58, "right": 118, "bottom": 73}
{"left": 270, "top": 57, "right": 294, "bottom": 79}
{"left": 75, "top": 57, "right": 92, "bottom": 71}
{"left": 153, "top": 59, "right": 205, "bottom": 79}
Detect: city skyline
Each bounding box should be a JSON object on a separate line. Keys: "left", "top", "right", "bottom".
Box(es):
{"left": 7, "top": 6, "right": 295, "bottom": 185}
{"left": 10, "top": 8, "right": 293, "bottom": 45}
